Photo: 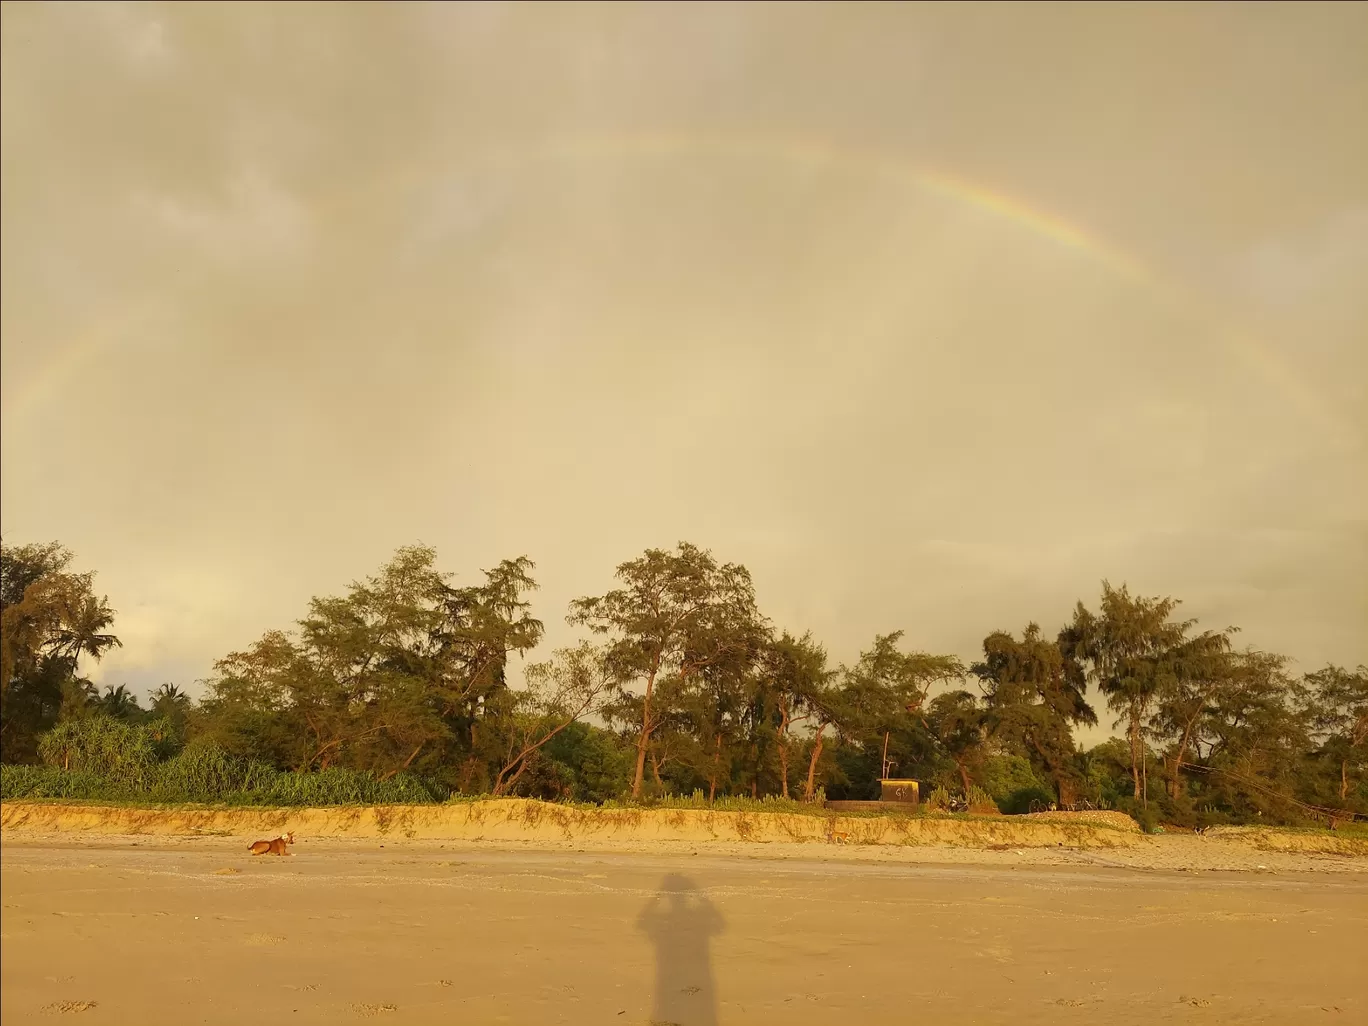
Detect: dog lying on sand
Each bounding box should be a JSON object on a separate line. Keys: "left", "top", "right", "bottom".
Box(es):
{"left": 247, "top": 831, "right": 294, "bottom": 856}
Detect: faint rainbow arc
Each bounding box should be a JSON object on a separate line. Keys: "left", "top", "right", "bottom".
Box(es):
{"left": 2, "top": 130, "right": 1345, "bottom": 443}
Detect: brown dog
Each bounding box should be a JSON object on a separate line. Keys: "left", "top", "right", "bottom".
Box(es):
{"left": 248, "top": 831, "right": 294, "bottom": 856}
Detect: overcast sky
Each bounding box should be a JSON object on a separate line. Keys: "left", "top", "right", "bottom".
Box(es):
{"left": 2, "top": 2, "right": 1364, "bottom": 742}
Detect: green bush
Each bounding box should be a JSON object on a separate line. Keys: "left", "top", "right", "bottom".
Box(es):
{"left": 2, "top": 763, "right": 119, "bottom": 800}
{"left": 979, "top": 755, "right": 1052, "bottom": 809}
{"left": 143, "top": 742, "right": 280, "bottom": 803}
{"left": 9, "top": 730, "right": 441, "bottom": 806}
{"left": 1114, "top": 797, "right": 1162, "bottom": 833}
{"left": 924, "top": 785, "right": 953, "bottom": 811}
{"left": 1000, "top": 785, "right": 1055, "bottom": 815}
{"left": 542, "top": 722, "right": 633, "bottom": 803}
{"left": 259, "top": 767, "right": 437, "bottom": 806}
{"left": 37, "top": 717, "right": 166, "bottom": 785}
{"left": 966, "top": 784, "right": 999, "bottom": 813}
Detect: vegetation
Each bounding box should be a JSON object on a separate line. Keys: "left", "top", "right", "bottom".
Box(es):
{"left": 2, "top": 540, "right": 1364, "bottom": 828}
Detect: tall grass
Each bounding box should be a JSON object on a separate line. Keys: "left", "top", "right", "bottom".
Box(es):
{"left": 2, "top": 748, "right": 441, "bottom": 806}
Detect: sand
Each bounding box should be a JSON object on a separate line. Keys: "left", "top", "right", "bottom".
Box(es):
{"left": 0, "top": 799, "right": 1150, "bottom": 849}
{"left": 3, "top": 805, "right": 1366, "bottom": 1024}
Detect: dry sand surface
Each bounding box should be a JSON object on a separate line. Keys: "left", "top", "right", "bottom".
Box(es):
{"left": 3, "top": 816, "right": 1366, "bottom": 1025}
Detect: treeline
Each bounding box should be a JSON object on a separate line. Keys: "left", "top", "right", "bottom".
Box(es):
{"left": 2, "top": 539, "right": 1364, "bottom": 827}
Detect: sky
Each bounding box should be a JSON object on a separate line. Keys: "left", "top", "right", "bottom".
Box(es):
{"left": 2, "top": 2, "right": 1365, "bottom": 744}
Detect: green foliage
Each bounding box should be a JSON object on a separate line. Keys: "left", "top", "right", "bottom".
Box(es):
{"left": 1114, "top": 796, "right": 1162, "bottom": 834}
{"left": 542, "top": 721, "right": 634, "bottom": 803}
{"left": 6, "top": 540, "right": 1364, "bottom": 828}
{"left": 974, "top": 623, "right": 1093, "bottom": 803}
{"left": 965, "top": 784, "right": 998, "bottom": 813}
{"left": 2, "top": 541, "right": 122, "bottom": 762}
{"left": 2, "top": 764, "right": 114, "bottom": 800}
{"left": 978, "top": 754, "right": 1050, "bottom": 806}
{"left": 6, "top": 738, "right": 439, "bottom": 806}
{"left": 257, "top": 767, "right": 439, "bottom": 806}
{"left": 571, "top": 541, "right": 768, "bottom": 798}
{"left": 145, "top": 740, "right": 272, "bottom": 801}
{"left": 924, "top": 784, "right": 954, "bottom": 811}
{"left": 37, "top": 716, "right": 165, "bottom": 783}
{"left": 999, "top": 785, "right": 1056, "bottom": 815}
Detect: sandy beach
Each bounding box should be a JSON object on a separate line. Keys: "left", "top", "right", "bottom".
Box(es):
{"left": 3, "top": 825, "right": 1365, "bottom": 1025}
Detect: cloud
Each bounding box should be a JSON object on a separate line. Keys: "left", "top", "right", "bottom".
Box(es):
{"left": 131, "top": 166, "right": 312, "bottom": 266}
{"left": 2, "top": 3, "right": 1364, "bottom": 722}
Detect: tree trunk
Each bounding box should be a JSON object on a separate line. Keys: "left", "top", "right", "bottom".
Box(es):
{"left": 1342, "top": 758, "right": 1350, "bottom": 801}
{"left": 804, "top": 723, "right": 827, "bottom": 801}
{"left": 708, "top": 733, "right": 721, "bottom": 802}
{"left": 1129, "top": 714, "right": 1142, "bottom": 800}
{"left": 1170, "top": 717, "right": 1198, "bottom": 801}
{"left": 380, "top": 743, "right": 425, "bottom": 782}
{"left": 777, "top": 701, "right": 791, "bottom": 799}
{"left": 631, "top": 655, "right": 662, "bottom": 798}
{"left": 957, "top": 761, "right": 972, "bottom": 797}
{"left": 778, "top": 741, "right": 790, "bottom": 799}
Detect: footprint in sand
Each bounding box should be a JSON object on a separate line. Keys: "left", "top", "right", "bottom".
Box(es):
{"left": 42, "top": 1000, "right": 97, "bottom": 1014}
{"left": 213, "top": 868, "right": 240, "bottom": 876}
{"left": 245, "top": 933, "right": 287, "bottom": 946}
{"left": 350, "top": 1002, "right": 398, "bottom": 1016}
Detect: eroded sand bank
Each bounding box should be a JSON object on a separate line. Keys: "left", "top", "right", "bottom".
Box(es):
{"left": 2, "top": 798, "right": 1144, "bottom": 848}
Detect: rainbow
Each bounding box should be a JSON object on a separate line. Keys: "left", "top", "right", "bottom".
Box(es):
{"left": 2, "top": 131, "right": 1349, "bottom": 444}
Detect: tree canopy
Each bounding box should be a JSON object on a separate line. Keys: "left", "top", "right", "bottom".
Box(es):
{"left": 3, "top": 539, "right": 1363, "bottom": 827}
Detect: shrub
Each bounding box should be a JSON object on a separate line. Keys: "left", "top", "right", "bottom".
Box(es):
{"left": 260, "top": 767, "right": 437, "bottom": 806}
{"left": 1, "top": 763, "right": 117, "bottom": 800}
{"left": 144, "top": 742, "right": 280, "bottom": 803}
{"left": 37, "top": 717, "right": 163, "bottom": 785}
{"left": 1114, "top": 797, "right": 1162, "bottom": 833}
{"left": 966, "top": 784, "right": 1000, "bottom": 813}
{"left": 1000, "top": 785, "right": 1055, "bottom": 815}
{"left": 924, "top": 785, "right": 953, "bottom": 812}
{"left": 979, "top": 754, "right": 1051, "bottom": 809}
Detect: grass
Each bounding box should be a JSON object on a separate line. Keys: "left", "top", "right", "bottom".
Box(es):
{"left": 0, "top": 777, "right": 1137, "bottom": 832}
{"left": 1211, "top": 820, "right": 1368, "bottom": 840}
{"left": 1, "top": 761, "right": 440, "bottom": 807}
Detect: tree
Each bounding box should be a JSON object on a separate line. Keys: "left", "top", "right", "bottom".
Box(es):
{"left": 973, "top": 623, "right": 1095, "bottom": 804}
{"left": 432, "top": 555, "right": 545, "bottom": 715}
{"left": 51, "top": 591, "right": 121, "bottom": 673}
{"left": 1, "top": 541, "right": 122, "bottom": 761}
{"left": 925, "top": 690, "right": 987, "bottom": 795}
{"left": 487, "top": 642, "right": 619, "bottom": 796}
{"left": 1304, "top": 664, "right": 1368, "bottom": 803}
{"left": 569, "top": 543, "right": 766, "bottom": 798}
{"left": 208, "top": 547, "right": 444, "bottom": 774}
{"left": 841, "top": 632, "right": 964, "bottom": 730}
{"left": 198, "top": 546, "right": 546, "bottom": 786}
{"left": 1191, "top": 649, "right": 1310, "bottom": 821}
{"left": 799, "top": 672, "right": 847, "bottom": 802}
{"left": 1146, "top": 628, "right": 1237, "bottom": 799}
{"left": 150, "top": 683, "right": 192, "bottom": 735}
{"left": 1063, "top": 581, "right": 1194, "bottom": 805}
{"left": 96, "top": 684, "right": 142, "bottom": 721}
{"left": 757, "top": 632, "right": 834, "bottom": 799}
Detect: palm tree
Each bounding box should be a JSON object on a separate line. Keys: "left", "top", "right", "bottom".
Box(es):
{"left": 97, "top": 684, "right": 140, "bottom": 720}
{"left": 52, "top": 590, "right": 121, "bottom": 675}
{"left": 150, "top": 683, "right": 191, "bottom": 726}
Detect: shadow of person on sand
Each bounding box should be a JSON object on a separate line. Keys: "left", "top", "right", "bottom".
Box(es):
{"left": 637, "top": 873, "right": 725, "bottom": 1026}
